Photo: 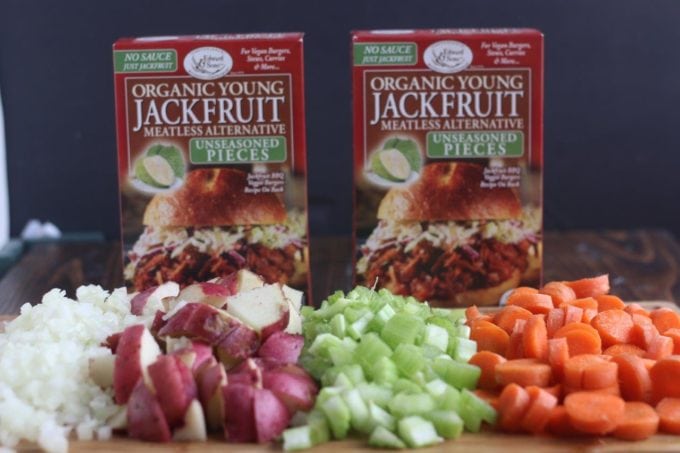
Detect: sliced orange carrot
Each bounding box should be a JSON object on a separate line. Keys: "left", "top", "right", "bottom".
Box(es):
{"left": 547, "top": 405, "right": 578, "bottom": 436}
{"left": 656, "top": 397, "right": 680, "bottom": 434}
{"left": 650, "top": 357, "right": 680, "bottom": 403}
{"left": 548, "top": 337, "right": 569, "bottom": 381}
{"left": 506, "top": 319, "right": 527, "bottom": 360}
{"left": 642, "top": 358, "right": 656, "bottom": 371}
{"left": 632, "top": 313, "right": 653, "bottom": 326}
{"left": 497, "top": 383, "right": 531, "bottom": 432}
{"left": 595, "top": 294, "right": 626, "bottom": 312}
{"left": 523, "top": 314, "right": 548, "bottom": 361}
{"left": 563, "top": 384, "right": 621, "bottom": 397}
{"left": 473, "top": 389, "right": 500, "bottom": 411}
{"left": 507, "top": 292, "right": 554, "bottom": 315}
{"left": 469, "top": 351, "right": 506, "bottom": 391}
{"left": 650, "top": 308, "right": 680, "bottom": 335}
{"left": 564, "top": 391, "right": 625, "bottom": 435}
{"left": 507, "top": 286, "right": 539, "bottom": 300}
{"left": 631, "top": 322, "right": 660, "bottom": 350}
{"left": 563, "top": 354, "right": 616, "bottom": 390}
{"left": 612, "top": 401, "right": 659, "bottom": 441}
{"left": 546, "top": 308, "right": 565, "bottom": 339}
{"left": 564, "top": 275, "right": 610, "bottom": 298}
{"left": 625, "top": 303, "right": 651, "bottom": 318}
{"left": 470, "top": 320, "right": 510, "bottom": 356}
{"left": 560, "top": 297, "right": 599, "bottom": 323}
{"left": 554, "top": 323, "right": 602, "bottom": 356}
{"left": 664, "top": 328, "right": 680, "bottom": 354}
{"left": 494, "top": 305, "right": 533, "bottom": 335}
{"left": 563, "top": 305, "right": 584, "bottom": 325}
{"left": 539, "top": 282, "right": 576, "bottom": 308}
{"left": 520, "top": 386, "right": 559, "bottom": 433}
{"left": 591, "top": 309, "right": 634, "bottom": 347}
{"left": 542, "top": 384, "right": 562, "bottom": 399}
{"left": 645, "top": 335, "right": 674, "bottom": 360}
{"left": 611, "top": 354, "right": 652, "bottom": 403}
{"left": 465, "top": 305, "right": 483, "bottom": 322}
{"left": 495, "top": 358, "right": 552, "bottom": 388}
{"left": 603, "top": 343, "right": 646, "bottom": 358}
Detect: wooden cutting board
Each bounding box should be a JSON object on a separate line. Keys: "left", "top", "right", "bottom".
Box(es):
{"left": 2, "top": 301, "right": 680, "bottom": 452}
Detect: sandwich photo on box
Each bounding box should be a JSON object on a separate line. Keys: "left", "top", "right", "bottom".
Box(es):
{"left": 356, "top": 162, "right": 541, "bottom": 306}
{"left": 125, "top": 167, "right": 308, "bottom": 291}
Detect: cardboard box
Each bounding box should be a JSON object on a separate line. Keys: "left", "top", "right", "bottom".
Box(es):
{"left": 114, "top": 34, "right": 310, "bottom": 296}
{"left": 352, "top": 29, "right": 543, "bottom": 307}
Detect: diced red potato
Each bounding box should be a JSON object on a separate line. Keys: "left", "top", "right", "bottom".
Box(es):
{"left": 215, "top": 269, "right": 265, "bottom": 294}
{"left": 215, "top": 323, "right": 261, "bottom": 369}
{"left": 223, "top": 383, "right": 257, "bottom": 442}
{"left": 172, "top": 400, "right": 208, "bottom": 442}
{"left": 262, "top": 368, "right": 318, "bottom": 415}
{"left": 127, "top": 380, "right": 172, "bottom": 442}
{"left": 147, "top": 355, "right": 198, "bottom": 428}
{"left": 114, "top": 325, "right": 162, "bottom": 404}
{"left": 195, "top": 358, "right": 227, "bottom": 432}
{"left": 130, "top": 282, "right": 180, "bottom": 316}
{"left": 225, "top": 284, "right": 290, "bottom": 340}
{"left": 178, "top": 282, "right": 233, "bottom": 308}
{"left": 257, "top": 331, "right": 304, "bottom": 364}
{"left": 253, "top": 388, "right": 291, "bottom": 443}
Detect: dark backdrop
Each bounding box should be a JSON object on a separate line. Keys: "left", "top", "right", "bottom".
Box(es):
{"left": 1, "top": 0, "right": 679, "bottom": 238}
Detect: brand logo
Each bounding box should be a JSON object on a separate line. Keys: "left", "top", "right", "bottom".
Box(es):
{"left": 183, "top": 47, "right": 232, "bottom": 80}
{"left": 423, "top": 40, "right": 473, "bottom": 73}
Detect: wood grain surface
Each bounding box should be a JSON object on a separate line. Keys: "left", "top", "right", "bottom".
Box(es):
{"left": 0, "top": 230, "right": 679, "bottom": 315}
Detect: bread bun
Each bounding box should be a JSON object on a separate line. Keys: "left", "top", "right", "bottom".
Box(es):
{"left": 522, "top": 242, "right": 542, "bottom": 283}
{"left": 377, "top": 162, "right": 521, "bottom": 221}
{"left": 143, "top": 168, "right": 286, "bottom": 227}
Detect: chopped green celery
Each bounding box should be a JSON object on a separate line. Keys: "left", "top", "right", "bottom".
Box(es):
{"left": 356, "top": 382, "right": 393, "bottom": 408}
{"left": 433, "top": 307, "right": 467, "bottom": 323}
{"left": 402, "top": 302, "right": 420, "bottom": 315}
{"left": 397, "top": 416, "right": 443, "bottom": 448}
{"left": 453, "top": 337, "right": 477, "bottom": 362}
{"left": 299, "top": 354, "right": 332, "bottom": 381}
{"left": 424, "top": 410, "right": 464, "bottom": 439}
{"left": 459, "top": 407, "right": 482, "bottom": 432}
{"left": 320, "top": 395, "right": 351, "bottom": 439}
{"left": 368, "top": 297, "right": 386, "bottom": 313}
{"left": 421, "top": 344, "right": 444, "bottom": 360}
{"left": 342, "top": 388, "right": 372, "bottom": 433}
{"left": 438, "top": 386, "right": 462, "bottom": 412}
{"left": 424, "top": 378, "right": 449, "bottom": 397}
{"left": 433, "top": 357, "right": 480, "bottom": 390}
{"left": 348, "top": 311, "right": 374, "bottom": 340}
{"left": 333, "top": 372, "right": 353, "bottom": 389}
{"left": 325, "top": 290, "right": 345, "bottom": 305}
{"left": 368, "top": 303, "right": 396, "bottom": 332}
{"left": 368, "top": 426, "right": 406, "bottom": 449}
{"left": 341, "top": 337, "right": 358, "bottom": 351}
{"left": 368, "top": 401, "right": 396, "bottom": 431}
{"left": 368, "top": 356, "right": 399, "bottom": 384}
{"left": 302, "top": 321, "right": 331, "bottom": 340}
{"left": 381, "top": 313, "right": 424, "bottom": 349}
{"left": 392, "top": 343, "right": 425, "bottom": 377}
{"left": 328, "top": 346, "right": 353, "bottom": 366}
{"left": 344, "top": 306, "right": 370, "bottom": 323}
{"left": 322, "top": 364, "right": 365, "bottom": 387}
{"left": 308, "top": 333, "right": 344, "bottom": 359}
{"left": 300, "top": 305, "right": 316, "bottom": 318}
{"left": 355, "top": 333, "right": 392, "bottom": 370}
{"left": 316, "top": 386, "right": 342, "bottom": 405}
{"left": 315, "top": 297, "right": 350, "bottom": 319}
{"left": 423, "top": 324, "right": 449, "bottom": 352}
{"left": 282, "top": 426, "right": 314, "bottom": 450}
{"left": 461, "top": 388, "right": 498, "bottom": 425}
{"left": 336, "top": 364, "right": 365, "bottom": 385}
{"left": 330, "top": 313, "right": 347, "bottom": 338}
{"left": 347, "top": 286, "right": 376, "bottom": 302}
{"left": 388, "top": 392, "right": 436, "bottom": 418}
{"left": 307, "top": 410, "right": 330, "bottom": 443}
{"left": 457, "top": 324, "right": 472, "bottom": 339}
{"left": 393, "top": 378, "right": 422, "bottom": 394}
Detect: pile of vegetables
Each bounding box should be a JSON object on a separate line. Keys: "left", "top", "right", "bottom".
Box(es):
{"left": 465, "top": 274, "right": 680, "bottom": 440}
{"left": 283, "top": 286, "right": 496, "bottom": 450}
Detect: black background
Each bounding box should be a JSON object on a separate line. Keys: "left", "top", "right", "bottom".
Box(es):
{"left": 1, "top": 0, "right": 679, "bottom": 238}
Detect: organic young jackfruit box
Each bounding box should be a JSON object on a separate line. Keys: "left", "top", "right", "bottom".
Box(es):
{"left": 113, "top": 34, "right": 310, "bottom": 296}
{"left": 352, "top": 29, "right": 543, "bottom": 307}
